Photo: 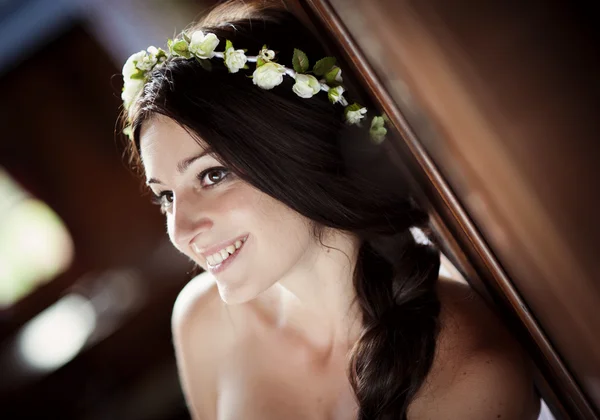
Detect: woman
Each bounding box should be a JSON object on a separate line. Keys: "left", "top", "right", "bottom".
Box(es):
{"left": 120, "top": 1, "right": 541, "bottom": 418}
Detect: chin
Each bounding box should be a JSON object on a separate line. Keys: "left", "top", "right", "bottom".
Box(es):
{"left": 215, "top": 280, "right": 261, "bottom": 305}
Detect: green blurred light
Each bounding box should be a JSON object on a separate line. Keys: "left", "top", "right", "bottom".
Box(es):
{"left": 0, "top": 169, "right": 74, "bottom": 307}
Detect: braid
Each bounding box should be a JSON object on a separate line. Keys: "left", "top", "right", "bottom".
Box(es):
{"left": 349, "top": 227, "right": 441, "bottom": 419}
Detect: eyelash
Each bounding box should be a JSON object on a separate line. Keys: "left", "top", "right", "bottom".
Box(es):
{"left": 150, "top": 166, "right": 230, "bottom": 212}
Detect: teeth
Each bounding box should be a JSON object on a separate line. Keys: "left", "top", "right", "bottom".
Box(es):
{"left": 204, "top": 237, "right": 247, "bottom": 267}
{"left": 209, "top": 252, "right": 224, "bottom": 265}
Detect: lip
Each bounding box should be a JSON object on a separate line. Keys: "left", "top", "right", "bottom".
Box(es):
{"left": 205, "top": 238, "right": 247, "bottom": 274}
{"left": 191, "top": 233, "right": 249, "bottom": 259}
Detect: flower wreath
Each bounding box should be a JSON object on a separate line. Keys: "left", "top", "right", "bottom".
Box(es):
{"left": 121, "top": 30, "right": 388, "bottom": 143}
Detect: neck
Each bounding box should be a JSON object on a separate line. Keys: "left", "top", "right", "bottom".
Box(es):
{"left": 259, "top": 229, "right": 363, "bottom": 355}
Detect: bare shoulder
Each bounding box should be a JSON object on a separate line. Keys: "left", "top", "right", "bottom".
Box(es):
{"left": 172, "top": 270, "right": 222, "bottom": 332}
{"left": 408, "top": 277, "right": 540, "bottom": 419}
{"left": 435, "top": 276, "right": 507, "bottom": 351}
{"left": 171, "top": 271, "right": 230, "bottom": 419}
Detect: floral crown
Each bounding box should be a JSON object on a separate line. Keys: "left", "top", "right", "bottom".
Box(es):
{"left": 121, "top": 30, "right": 388, "bottom": 143}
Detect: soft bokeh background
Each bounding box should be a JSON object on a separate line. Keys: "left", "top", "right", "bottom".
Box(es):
{"left": 0, "top": 0, "right": 218, "bottom": 418}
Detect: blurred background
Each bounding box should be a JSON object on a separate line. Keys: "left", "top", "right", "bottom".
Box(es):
{"left": 0, "top": 0, "right": 219, "bottom": 418}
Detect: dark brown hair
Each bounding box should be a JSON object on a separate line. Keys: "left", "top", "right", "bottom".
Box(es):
{"left": 123, "top": 1, "right": 441, "bottom": 418}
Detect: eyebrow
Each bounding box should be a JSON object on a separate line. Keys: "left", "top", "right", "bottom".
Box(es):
{"left": 146, "top": 148, "right": 214, "bottom": 185}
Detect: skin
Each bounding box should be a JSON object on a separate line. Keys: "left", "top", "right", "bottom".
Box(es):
{"left": 140, "top": 115, "right": 541, "bottom": 419}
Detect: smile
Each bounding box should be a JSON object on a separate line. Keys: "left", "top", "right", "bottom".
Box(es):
{"left": 197, "top": 235, "right": 248, "bottom": 274}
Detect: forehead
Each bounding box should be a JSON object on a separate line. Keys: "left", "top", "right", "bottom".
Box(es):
{"left": 139, "top": 115, "right": 208, "bottom": 168}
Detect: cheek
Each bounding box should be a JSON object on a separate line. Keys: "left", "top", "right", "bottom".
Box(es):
{"left": 251, "top": 195, "right": 314, "bottom": 264}
{"left": 225, "top": 183, "right": 313, "bottom": 255}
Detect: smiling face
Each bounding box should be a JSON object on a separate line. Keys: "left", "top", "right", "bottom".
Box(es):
{"left": 139, "top": 115, "right": 318, "bottom": 304}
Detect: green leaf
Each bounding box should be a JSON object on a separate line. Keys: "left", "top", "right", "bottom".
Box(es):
{"left": 226, "top": 39, "right": 233, "bottom": 52}
{"left": 172, "top": 39, "right": 191, "bottom": 58}
{"left": 292, "top": 48, "right": 309, "bottom": 74}
{"left": 156, "top": 48, "right": 168, "bottom": 61}
{"left": 325, "top": 66, "right": 342, "bottom": 85}
{"left": 183, "top": 32, "right": 191, "bottom": 44}
{"left": 172, "top": 39, "right": 187, "bottom": 50}
{"left": 345, "top": 103, "right": 362, "bottom": 114}
{"left": 257, "top": 57, "right": 266, "bottom": 68}
{"left": 262, "top": 44, "right": 268, "bottom": 51}
{"left": 129, "top": 68, "right": 146, "bottom": 80}
{"left": 123, "top": 125, "right": 134, "bottom": 141}
{"left": 196, "top": 57, "right": 212, "bottom": 72}
{"left": 313, "top": 56, "right": 336, "bottom": 76}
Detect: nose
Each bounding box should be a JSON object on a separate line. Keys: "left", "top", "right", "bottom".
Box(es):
{"left": 169, "top": 189, "right": 213, "bottom": 251}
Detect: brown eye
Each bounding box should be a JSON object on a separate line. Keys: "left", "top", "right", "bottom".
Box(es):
{"left": 151, "top": 191, "right": 174, "bottom": 213}
{"left": 199, "top": 167, "right": 230, "bottom": 187}
{"left": 162, "top": 192, "right": 174, "bottom": 204}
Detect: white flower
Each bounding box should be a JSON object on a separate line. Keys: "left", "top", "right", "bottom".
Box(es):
{"left": 121, "top": 79, "right": 144, "bottom": 110}
{"left": 252, "top": 62, "right": 286, "bottom": 90}
{"left": 259, "top": 48, "right": 276, "bottom": 62}
{"left": 121, "top": 47, "right": 167, "bottom": 111}
{"left": 369, "top": 116, "right": 387, "bottom": 144}
{"left": 189, "top": 31, "right": 220, "bottom": 59}
{"left": 122, "top": 50, "right": 149, "bottom": 110}
{"left": 122, "top": 50, "right": 146, "bottom": 80}
{"left": 346, "top": 107, "right": 367, "bottom": 125}
{"left": 136, "top": 46, "right": 158, "bottom": 70}
{"left": 328, "top": 86, "right": 345, "bottom": 104}
{"left": 292, "top": 74, "right": 321, "bottom": 98}
{"left": 224, "top": 47, "right": 247, "bottom": 73}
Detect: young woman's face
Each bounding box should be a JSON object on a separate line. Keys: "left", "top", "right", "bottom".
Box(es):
{"left": 139, "top": 116, "right": 316, "bottom": 304}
